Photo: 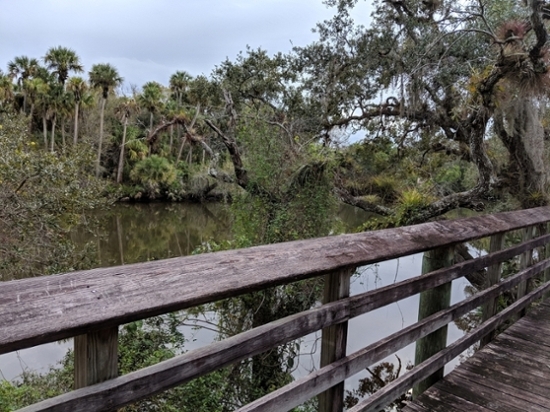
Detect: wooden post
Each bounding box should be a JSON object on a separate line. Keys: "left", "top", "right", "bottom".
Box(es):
{"left": 517, "top": 227, "right": 534, "bottom": 318}
{"left": 480, "top": 233, "right": 505, "bottom": 347}
{"left": 318, "top": 267, "right": 353, "bottom": 412}
{"left": 413, "top": 246, "right": 453, "bottom": 398}
{"left": 542, "top": 223, "right": 550, "bottom": 301}
{"left": 74, "top": 327, "right": 118, "bottom": 390}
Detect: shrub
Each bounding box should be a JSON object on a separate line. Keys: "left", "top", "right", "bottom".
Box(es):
{"left": 130, "top": 155, "right": 178, "bottom": 197}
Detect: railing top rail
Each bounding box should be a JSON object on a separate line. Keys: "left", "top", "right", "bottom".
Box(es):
{"left": 2, "top": 206, "right": 550, "bottom": 354}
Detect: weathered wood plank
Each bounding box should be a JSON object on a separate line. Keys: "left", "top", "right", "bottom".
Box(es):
{"left": 74, "top": 327, "right": 118, "bottom": 389}
{"left": 3, "top": 207, "right": 550, "bottom": 355}
{"left": 349, "top": 234, "right": 550, "bottom": 318}
{"left": 17, "top": 253, "right": 539, "bottom": 412}
{"left": 459, "top": 361, "right": 550, "bottom": 399}
{"left": 544, "top": 223, "right": 550, "bottom": 300}
{"left": 413, "top": 246, "right": 453, "bottom": 397}
{"left": 401, "top": 402, "right": 432, "bottom": 412}
{"left": 501, "top": 322, "right": 550, "bottom": 348}
{"left": 480, "top": 233, "right": 505, "bottom": 347}
{"left": 438, "top": 373, "right": 549, "bottom": 412}
{"left": 27, "top": 252, "right": 550, "bottom": 412}
{"left": 13, "top": 247, "right": 550, "bottom": 412}
{"left": 413, "top": 385, "right": 493, "bottom": 412}
{"left": 236, "top": 258, "right": 550, "bottom": 412}
{"left": 490, "top": 333, "right": 550, "bottom": 361}
{"left": 319, "top": 268, "right": 352, "bottom": 412}
{"left": 452, "top": 367, "right": 550, "bottom": 409}
{"left": 517, "top": 226, "right": 534, "bottom": 318}
{"left": 345, "top": 281, "right": 550, "bottom": 412}
{"left": 406, "top": 297, "right": 550, "bottom": 412}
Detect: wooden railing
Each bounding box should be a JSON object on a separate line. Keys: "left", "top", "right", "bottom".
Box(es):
{"left": 3, "top": 207, "right": 550, "bottom": 412}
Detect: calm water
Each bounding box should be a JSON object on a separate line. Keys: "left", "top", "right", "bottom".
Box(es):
{"left": 0, "top": 202, "right": 471, "bottom": 396}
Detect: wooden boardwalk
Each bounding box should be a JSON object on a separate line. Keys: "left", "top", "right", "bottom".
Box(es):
{"left": 403, "top": 300, "right": 550, "bottom": 412}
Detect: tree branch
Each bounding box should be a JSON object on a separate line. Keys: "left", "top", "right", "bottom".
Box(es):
{"left": 334, "top": 186, "right": 394, "bottom": 216}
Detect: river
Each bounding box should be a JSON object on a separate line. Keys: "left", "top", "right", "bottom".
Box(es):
{"left": 0, "top": 202, "right": 473, "bottom": 399}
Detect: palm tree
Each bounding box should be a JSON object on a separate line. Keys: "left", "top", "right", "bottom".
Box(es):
{"left": 0, "top": 70, "right": 14, "bottom": 112}
{"left": 89, "top": 63, "right": 123, "bottom": 176}
{"left": 67, "top": 76, "right": 87, "bottom": 144}
{"left": 114, "top": 96, "right": 139, "bottom": 183}
{"left": 46, "top": 84, "right": 65, "bottom": 152}
{"left": 169, "top": 71, "right": 192, "bottom": 108}
{"left": 34, "top": 80, "right": 51, "bottom": 149}
{"left": 163, "top": 99, "right": 179, "bottom": 156}
{"left": 139, "top": 81, "right": 164, "bottom": 132}
{"left": 169, "top": 71, "right": 192, "bottom": 154}
{"left": 43, "top": 46, "right": 84, "bottom": 87}
{"left": 7, "top": 56, "right": 40, "bottom": 112}
{"left": 23, "top": 77, "right": 48, "bottom": 130}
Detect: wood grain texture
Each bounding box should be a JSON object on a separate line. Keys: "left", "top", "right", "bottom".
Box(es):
{"left": 236, "top": 257, "right": 550, "bottom": 412}
{"left": 319, "top": 268, "right": 352, "bottom": 412}
{"left": 517, "top": 226, "right": 534, "bottom": 318}
{"left": 74, "top": 327, "right": 118, "bottom": 389}
{"left": 17, "top": 255, "right": 549, "bottom": 412}
{"left": 544, "top": 223, "right": 550, "bottom": 300}
{"left": 19, "top": 253, "right": 550, "bottom": 412}
{"left": 480, "top": 233, "right": 505, "bottom": 347}
{"left": 3, "top": 207, "right": 550, "bottom": 355}
{"left": 403, "top": 295, "right": 550, "bottom": 412}
{"left": 349, "top": 281, "right": 550, "bottom": 412}
{"left": 413, "top": 246, "right": 453, "bottom": 398}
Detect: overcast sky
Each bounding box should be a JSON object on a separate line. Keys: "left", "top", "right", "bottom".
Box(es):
{"left": 1, "top": 0, "right": 371, "bottom": 90}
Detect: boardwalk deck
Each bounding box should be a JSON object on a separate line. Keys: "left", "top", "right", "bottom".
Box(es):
{"left": 403, "top": 300, "right": 550, "bottom": 412}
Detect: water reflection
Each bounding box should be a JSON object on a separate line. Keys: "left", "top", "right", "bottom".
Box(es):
{"left": 71, "top": 202, "right": 233, "bottom": 267}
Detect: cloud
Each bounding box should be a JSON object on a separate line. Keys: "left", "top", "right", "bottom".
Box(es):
{"left": 1, "top": 0, "right": 372, "bottom": 86}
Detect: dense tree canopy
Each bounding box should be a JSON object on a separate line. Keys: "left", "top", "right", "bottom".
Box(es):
{"left": 2, "top": 0, "right": 550, "bottom": 223}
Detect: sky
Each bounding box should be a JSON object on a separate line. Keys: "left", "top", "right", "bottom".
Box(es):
{"left": 0, "top": 0, "right": 371, "bottom": 91}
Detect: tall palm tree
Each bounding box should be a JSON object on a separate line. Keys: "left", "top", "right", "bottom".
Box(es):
{"left": 139, "top": 81, "right": 164, "bottom": 132}
{"left": 46, "top": 84, "right": 65, "bottom": 152}
{"left": 169, "top": 71, "right": 192, "bottom": 154}
{"left": 169, "top": 71, "right": 192, "bottom": 108}
{"left": 67, "top": 76, "right": 87, "bottom": 145}
{"left": 114, "top": 96, "right": 139, "bottom": 183}
{"left": 89, "top": 63, "right": 123, "bottom": 176}
{"left": 34, "top": 80, "right": 51, "bottom": 149}
{"left": 23, "top": 77, "right": 48, "bottom": 130}
{"left": 43, "top": 46, "right": 84, "bottom": 87}
{"left": 7, "top": 56, "right": 40, "bottom": 112}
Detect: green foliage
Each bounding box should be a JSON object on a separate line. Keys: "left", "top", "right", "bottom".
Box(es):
{"left": 130, "top": 155, "right": 178, "bottom": 197}
{"left": 0, "top": 114, "right": 107, "bottom": 279}
{"left": 2, "top": 316, "right": 227, "bottom": 412}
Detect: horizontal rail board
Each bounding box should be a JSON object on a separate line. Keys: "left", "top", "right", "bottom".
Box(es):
{"left": 2, "top": 207, "right": 550, "bottom": 354}
{"left": 237, "top": 258, "right": 550, "bottom": 412}
{"left": 21, "top": 253, "right": 550, "bottom": 412}
{"left": 349, "top": 281, "right": 550, "bottom": 412}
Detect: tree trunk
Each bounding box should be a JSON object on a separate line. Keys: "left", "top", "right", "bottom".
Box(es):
{"left": 176, "top": 137, "right": 186, "bottom": 164}
{"left": 42, "top": 116, "right": 48, "bottom": 150}
{"left": 187, "top": 146, "right": 193, "bottom": 166}
{"left": 495, "top": 98, "right": 549, "bottom": 207}
{"left": 96, "top": 97, "right": 107, "bottom": 177}
{"left": 73, "top": 101, "right": 80, "bottom": 145}
{"left": 50, "top": 115, "right": 56, "bottom": 153}
{"left": 61, "top": 119, "right": 66, "bottom": 151}
{"left": 169, "top": 124, "right": 173, "bottom": 157}
{"left": 29, "top": 103, "right": 34, "bottom": 133}
{"left": 117, "top": 116, "right": 128, "bottom": 184}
